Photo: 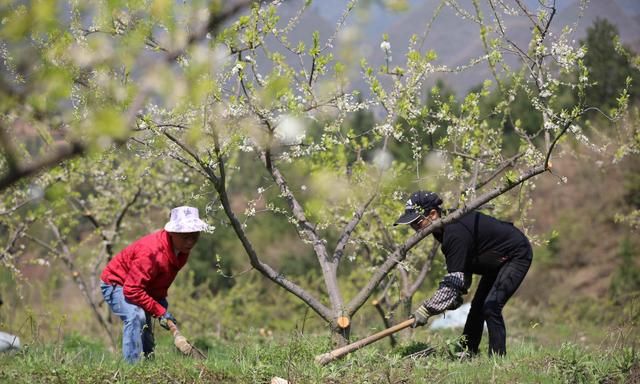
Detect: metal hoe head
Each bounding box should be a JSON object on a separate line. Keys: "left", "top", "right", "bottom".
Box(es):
{"left": 167, "top": 320, "right": 207, "bottom": 360}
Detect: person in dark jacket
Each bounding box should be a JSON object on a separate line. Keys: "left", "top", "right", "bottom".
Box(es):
{"left": 394, "top": 191, "right": 532, "bottom": 357}
{"left": 101, "top": 206, "right": 209, "bottom": 363}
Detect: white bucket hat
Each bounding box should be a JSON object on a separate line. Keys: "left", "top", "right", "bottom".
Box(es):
{"left": 164, "top": 206, "right": 209, "bottom": 233}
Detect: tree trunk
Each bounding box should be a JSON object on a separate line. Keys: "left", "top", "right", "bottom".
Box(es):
{"left": 401, "top": 296, "right": 413, "bottom": 319}
{"left": 331, "top": 322, "right": 351, "bottom": 347}
{"left": 373, "top": 299, "right": 397, "bottom": 347}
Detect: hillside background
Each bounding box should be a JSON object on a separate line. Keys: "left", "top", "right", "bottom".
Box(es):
{"left": 282, "top": 0, "right": 640, "bottom": 96}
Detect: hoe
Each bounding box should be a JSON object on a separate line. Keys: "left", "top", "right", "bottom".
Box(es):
{"left": 166, "top": 319, "right": 206, "bottom": 360}
{"left": 315, "top": 318, "right": 415, "bottom": 365}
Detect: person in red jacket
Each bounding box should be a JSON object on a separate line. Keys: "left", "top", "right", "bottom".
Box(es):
{"left": 100, "top": 206, "right": 209, "bottom": 363}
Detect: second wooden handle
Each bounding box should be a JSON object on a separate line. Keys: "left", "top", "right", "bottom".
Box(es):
{"left": 314, "top": 318, "right": 414, "bottom": 365}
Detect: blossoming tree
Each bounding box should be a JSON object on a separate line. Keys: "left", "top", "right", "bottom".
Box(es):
{"left": 132, "top": 1, "right": 632, "bottom": 344}
{"left": 1, "top": 0, "right": 634, "bottom": 345}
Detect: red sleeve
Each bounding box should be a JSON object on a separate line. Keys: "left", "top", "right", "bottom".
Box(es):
{"left": 122, "top": 248, "right": 167, "bottom": 317}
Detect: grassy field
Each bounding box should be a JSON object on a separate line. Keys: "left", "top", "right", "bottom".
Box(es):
{"left": 1, "top": 313, "right": 638, "bottom": 384}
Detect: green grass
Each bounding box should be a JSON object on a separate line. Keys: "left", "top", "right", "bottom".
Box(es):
{"left": 1, "top": 324, "right": 638, "bottom": 384}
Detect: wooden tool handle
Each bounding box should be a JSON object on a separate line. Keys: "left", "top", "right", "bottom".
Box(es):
{"left": 314, "top": 318, "right": 414, "bottom": 365}
{"left": 166, "top": 319, "right": 179, "bottom": 337}
{"left": 165, "top": 319, "right": 194, "bottom": 355}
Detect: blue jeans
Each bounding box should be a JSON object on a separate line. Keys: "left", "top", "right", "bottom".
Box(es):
{"left": 100, "top": 282, "right": 167, "bottom": 363}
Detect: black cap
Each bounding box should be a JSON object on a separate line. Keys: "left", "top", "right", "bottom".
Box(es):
{"left": 393, "top": 191, "right": 442, "bottom": 225}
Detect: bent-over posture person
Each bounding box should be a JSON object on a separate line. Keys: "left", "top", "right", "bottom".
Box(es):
{"left": 101, "top": 206, "right": 208, "bottom": 363}
{"left": 394, "top": 191, "right": 532, "bottom": 356}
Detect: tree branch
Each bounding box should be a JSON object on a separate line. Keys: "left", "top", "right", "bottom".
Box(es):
{"left": 0, "top": 223, "right": 27, "bottom": 264}
{"left": 163, "top": 130, "right": 221, "bottom": 187}
{"left": 0, "top": 198, "right": 35, "bottom": 216}
{"left": 475, "top": 152, "right": 526, "bottom": 190}
{"left": 207, "top": 136, "right": 333, "bottom": 321}
{"left": 408, "top": 241, "right": 439, "bottom": 295}
{"left": 114, "top": 188, "right": 141, "bottom": 235}
{"left": 164, "top": 0, "right": 256, "bottom": 61}
{"left": 28, "top": 222, "right": 116, "bottom": 348}
{"left": 545, "top": 118, "right": 574, "bottom": 168}
{"left": 259, "top": 150, "right": 344, "bottom": 312}
{"left": 371, "top": 212, "right": 396, "bottom": 252}
{"left": 0, "top": 140, "right": 85, "bottom": 191}
{"left": 333, "top": 193, "right": 377, "bottom": 263}
{"left": 0, "top": 2, "right": 254, "bottom": 193}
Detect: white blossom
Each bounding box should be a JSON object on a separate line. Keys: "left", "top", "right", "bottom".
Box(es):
{"left": 239, "top": 138, "right": 255, "bottom": 152}
{"left": 231, "top": 62, "right": 243, "bottom": 75}
{"left": 372, "top": 149, "right": 393, "bottom": 170}
{"left": 28, "top": 184, "right": 44, "bottom": 200}
{"left": 275, "top": 115, "right": 306, "bottom": 144}
{"left": 279, "top": 151, "right": 292, "bottom": 163}
{"left": 245, "top": 206, "right": 256, "bottom": 217}
{"left": 392, "top": 191, "right": 405, "bottom": 201}
{"left": 375, "top": 123, "right": 394, "bottom": 136}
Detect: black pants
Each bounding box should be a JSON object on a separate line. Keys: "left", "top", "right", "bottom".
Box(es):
{"left": 142, "top": 312, "right": 156, "bottom": 357}
{"left": 462, "top": 240, "right": 532, "bottom": 356}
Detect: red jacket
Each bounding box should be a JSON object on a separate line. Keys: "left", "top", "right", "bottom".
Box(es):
{"left": 101, "top": 230, "right": 189, "bottom": 317}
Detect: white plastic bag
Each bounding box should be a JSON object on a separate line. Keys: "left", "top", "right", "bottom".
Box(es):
{"left": 0, "top": 332, "right": 21, "bottom": 352}
{"left": 429, "top": 303, "right": 471, "bottom": 330}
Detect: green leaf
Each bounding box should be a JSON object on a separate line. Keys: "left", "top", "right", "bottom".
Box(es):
{"left": 151, "top": 0, "right": 171, "bottom": 19}
{"left": 44, "top": 182, "right": 66, "bottom": 202}
{"left": 259, "top": 75, "right": 290, "bottom": 107}
{"left": 309, "top": 31, "right": 320, "bottom": 56}
{"left": 504, "top": 170, "right": 518, "bottom": 185}
{"left": 1, "top": 5, "right": 30, "bottom": 41}
{"left": 186, "top": 123, "right": 204, "bottom": 148}
{"left": 94, "top": 108, "right": 127, "bottom": 140}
